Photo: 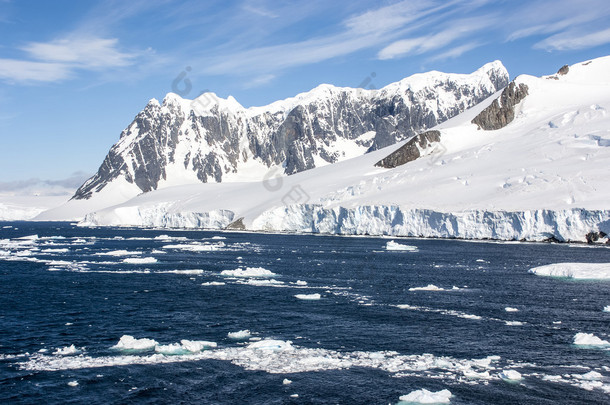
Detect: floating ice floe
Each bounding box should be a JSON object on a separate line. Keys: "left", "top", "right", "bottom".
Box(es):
{"left": 247, "top": 339, "right": 294, "bottom": 351}
{"left": 162, "top": 242, "right": 225, "bottom": 252}
{"left": 282, "top": 378, "right": 292, "bottom": 385}
{"left": 398, "top": 388, "right": 452, "bottom": 404}
{"left": 111, "top": 335, "right": 158, "bottom": 351}
{"left": 159, "top": 269, "right": 204, "bottom": 275}
{"left": 67, "top": 380, "right": 79, "bottom": 387}
{"left": 603, "top": 306, "right": 610, "bottom": 312}
{"left": 228, "top": 330, "right": 251, "bottom": 340}
{"left": 396, "top": 304, "right": 482, "bottom": 320}
{"left": 505, "top": 307, "right": 519, "bottom": 312}
{"left": 155, "top": 340, "right": 216, "bottom": 355}
{"left": 386, "top": 241, "right": 418, "bottom": 252}
{"left": 53, "top": 345, "right": 81, "bottom": 356}
{"left": 122, "top": 257, "right": 158, "bottom": 264}
{"left": 294, "top": 293, "right": 321, "bottom": 300}
{"left": 295, "top": 280, "right": 308, "bottom": 286}
{"left": 573, "top": 333, "right": 610, "bottom": 347}
{"left": 499, "top": 369, "right": 522, "bottom": 381}
{"left": 242, "top": 279, "right": 284, "bottom": 286}
{"left": 505, "top": 321, "right": 524, "bottom": 326}
{"left": 40, "top": 248, "right": 69, "bottom": 253}
{"left": 220, "top": 267, "right": 277, "bottom": 278}
{"left": 96, "top": 250, "right": 142, "bottom": 257}
{"left": 408, "top": 285, "right": 459, "bottom": 292}
{"left": 529, "top": 263, "right": 610, "bottom": 279}
{"left": 16, "top": 235, "right": 38, "bottom": 241}
{"left": 576, "top": 371, "right": 604, "bottom": 381}
{"left": 201, "top": 281, "right": 226, "bottom": 286}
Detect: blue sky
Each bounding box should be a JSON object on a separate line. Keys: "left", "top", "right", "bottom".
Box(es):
{"left": 1, "top": 0, "right": 610, "bottom": 186}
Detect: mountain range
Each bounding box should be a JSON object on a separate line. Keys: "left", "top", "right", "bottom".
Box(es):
{"left": 36, "top": 56, "right": 610, "bottom": 243}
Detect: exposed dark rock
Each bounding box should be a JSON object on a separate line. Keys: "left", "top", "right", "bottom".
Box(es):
{"left": 471, "top": 81, "right": 529, "bottom": 131}
{"left": 557, "top": 64, "right": 569, "bottom": 75}
{"left": 586, "top": 231, "right": 600, "bottom": 244}
{"left": 375, "top": 130, "right": 441, "bottom": 168}
{"left": 225, "top": 217, "right": 245, "bottom": 230}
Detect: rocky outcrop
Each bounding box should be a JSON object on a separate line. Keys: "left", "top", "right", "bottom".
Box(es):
{"left": 471, "top": 81, "right": 529, "bottom": 131}
{"left": 375, "top": 130, "right": 441, "bottom": 168}
{"left": 73, "top": 62, "right": 509, "bottom": 200}
{"left": 557, "top": 65, "right": 569, "bottom": 75}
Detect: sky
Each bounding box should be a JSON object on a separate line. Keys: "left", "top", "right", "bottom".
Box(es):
{"left": 1, "top": 0, "right": 609, "bottom": 190}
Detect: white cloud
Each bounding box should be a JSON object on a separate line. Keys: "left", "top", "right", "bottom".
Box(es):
{"left": 0, "top": 36, "right": 140, "bottom": 83}
{"left": 22, "top": 37, "right": 135, "bottom": 68}
{"left": 535, "top": 27, "right": 610, "bottom": 51}
{"left": 427, "top": 41, "right": 482, "bottom": 62}
{"left": 377, "top": 18, "right": 493, "bottom": 60}
{"left": 0, "top": 59, "right": 71, "bottom": 82}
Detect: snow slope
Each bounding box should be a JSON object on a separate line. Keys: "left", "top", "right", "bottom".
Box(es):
{"left": 0, "top": 195, "right": 69, "bottom": 221}
{"left": 58, "top": 57, "right": 610, "bottom": 242}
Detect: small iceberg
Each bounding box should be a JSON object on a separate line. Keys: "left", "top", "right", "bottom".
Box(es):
{"left": 247, "top": 339, "right": 293, "bottom": 351}
{"left": 505, "top": 307, "right": 519, "bottom": 312}
{"left": 529, "top": 263, "right": 610, "bottom": 279}
{"left": 603, "top": 306, "right": 610, "bottom": 312}
{"left": 499, "top": 369, "right": 522, "bottom": 381}
{"left": 409, "top": 284, "right": 443, "bottom": 292}
{"left": 155, "top": 340, "right": 216, "bottom": 355}
{"left": 295, "top": 293, "right": 321, "bottom": 300}
{"left": 386, "top": 240, "right": 418, "bottom": 252}
{"left": 111, "top": 335, "right": 158, "bottom": 351}
{"left": 220, "top": 267, "right": 277, "bottom": 278}
{"left": 122, "top": 257, "right": 158, "bottom": 264}
{"left": 399, "top": 388, "right": 452, "bottom": 404}
{"left": 228, "top": 330, "right": 252, "bottom": 340}
{"left": 53, "top": 344, "right": 80, "bottom": 356}
{"left": 573, "top": 332, "right": 610, "bottom": 347}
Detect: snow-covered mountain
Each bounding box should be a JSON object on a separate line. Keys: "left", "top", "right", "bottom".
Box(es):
{"left": 68, "top": 56, "right": 610, "bottom": 243}
{"left": 69, "top": 62, "right": 507, "bottom": 202}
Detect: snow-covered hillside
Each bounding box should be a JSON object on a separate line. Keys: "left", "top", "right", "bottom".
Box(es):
{"left": 67, "top": 56, "right": 610, "bottom": 243}
{"left": 50, "top": 62, "right": 507, "bottom": 215}
{"left": 0, "top": 195, "right": 69, "bottom": 221}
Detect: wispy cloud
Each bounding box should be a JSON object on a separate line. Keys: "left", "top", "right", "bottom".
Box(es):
{"left": 0, "top": 171, "right": 92, "bottom": 196}
{"left": 377, "top": 18, "right": 493, "bottom": 60}
{"left": 0, "top": 36, "right": 144, "bottom": 83}
{"left": 535, "top": 27, "right": 610, "bottom": 51}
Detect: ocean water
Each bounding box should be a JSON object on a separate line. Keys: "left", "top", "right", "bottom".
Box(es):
{"left": 0, "top": 221, "right": 609, "bottom": 404}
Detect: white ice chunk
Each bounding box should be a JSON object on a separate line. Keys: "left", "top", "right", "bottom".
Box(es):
{"left": 53, "top": 345, "right": 80, "bottom": 356}
{"left": 386, "top": 241, "right": 418, "bottom": 251}
{"left": 221, "top": 267, "right": 277, "bottom": 278}
{"left": 228, "top": 330, "right": 252, "bottom": 340}
{"left": 499, "top": 369, "right": 522, "bottom": 381}
{"left": 111, "top": 335, "right": 158, "bottom": 351}
{"left": 505, "top": 307, "right": 519, "bottom": 312}
{"left": 529, "top": 263, "right": 610, "bottom": 279}
{"left": 294, "top": 293, "right": 321, "bottom": 300}
{"left": 96, "top": 250, "right": 141, "bottom": 257}
{"left": 122, "top": 257, "right": 158, "bottom": 264}
{"left": 409, "top": 285, "right": 445, "bottom": 292}
{"left": 247, "top": 339, "right": 293, "bottom": 351}
{"left": 67, "top": 380, "right": 79, "bottom": 387}
{"left": 603, "top": 306, "right": 610, "bottom": 312}
{"left": 283, "top": 378, "right": 292, "bottom": 385}
{"left": 573, "top": 333, "right": 610, "bottom": 347}
{"left": 399, "top": 388, "right": 452, "bottom": 404}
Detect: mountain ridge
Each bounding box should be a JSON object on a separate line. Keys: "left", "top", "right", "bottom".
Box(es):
{"left": 71, "top": 61, "right": 508, "bottom": 203}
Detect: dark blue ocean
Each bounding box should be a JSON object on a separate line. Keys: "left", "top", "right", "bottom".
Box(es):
{"left": 1, "top": 221, "right": 609, "bottom": 404}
